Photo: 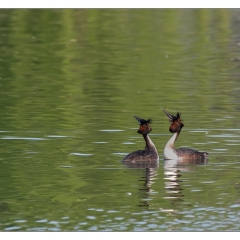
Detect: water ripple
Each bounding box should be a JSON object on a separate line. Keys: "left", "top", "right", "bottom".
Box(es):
{"left": 122, "top": 142, "right": 135, "bottom": 144}
{"left": 36, "top": 219, "right": 48, "bottom": 223}
{"left": 46, "top": 135, "right": 70, "bottom": 138}
{"left": 14, "top": 220, "right": 27, "bottom": 223}
{"left": 4, "top": 226, "right": 22, "bottom": 231}
{"left": 70, "top": 153, "right": 94, "bottom": 156}
{"left": 1, "top": 136, "right": 47, "bottom": 140}
{"left": 208, "top": 134, "right": 240, "bottom": 138}
{"left": 99, "top": 129, "right": 125, "bottom": 132}
{"left": 112, "top": 152, "right": 129, "bottom": 156}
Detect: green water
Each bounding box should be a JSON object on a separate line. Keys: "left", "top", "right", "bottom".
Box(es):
{"left": 1, "top": 9, "right": 240, "bottom": 231}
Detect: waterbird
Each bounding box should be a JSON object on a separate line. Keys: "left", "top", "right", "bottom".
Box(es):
{"left": 122, "top": 116, "right": 159, "bottom": 164}
{"left": 163, "top": 109, "right": 208, "bottom": 162}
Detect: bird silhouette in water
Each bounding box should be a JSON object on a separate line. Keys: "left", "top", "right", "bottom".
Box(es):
{"left": 122, "top": 116, "right": 159, "bottom": 164}
{"left": 163, "top": 109, "right": 208, "bottom": 163}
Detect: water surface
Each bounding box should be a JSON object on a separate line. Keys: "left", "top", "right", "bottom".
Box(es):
{"left": 1, "top": 9, "right": 240, "bottom": 231}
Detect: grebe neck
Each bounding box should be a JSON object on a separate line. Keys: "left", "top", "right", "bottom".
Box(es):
{"left": 164, "top": 132, "right": 180, "bottom": 160}
{"left": 166, "top": 132, "right": 179, "bottom": 148}
{"left": 143, "top": 134, "right": 157, "bottom": 152}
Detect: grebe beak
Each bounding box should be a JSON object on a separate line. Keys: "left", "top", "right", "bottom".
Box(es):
{"left": 163, "top": 109, "right": 174, "bottom": 122}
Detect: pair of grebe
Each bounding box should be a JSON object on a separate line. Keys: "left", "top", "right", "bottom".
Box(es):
{"left": 122, "top": 109, "right": 208, "bottom": 163}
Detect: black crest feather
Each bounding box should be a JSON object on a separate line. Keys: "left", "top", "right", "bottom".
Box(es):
{"left": 134, "top": 116, "right": 152, "bottom": 125}
{"left": 163, "top": 109, "right": 182, "bottom": 122}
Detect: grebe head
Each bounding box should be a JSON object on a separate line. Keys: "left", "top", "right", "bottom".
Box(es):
{"left": 134, "top": 116, "right": 152, "bottom": 135}
{"left": 163, "top": 109, "right": 184, "bottom": 133}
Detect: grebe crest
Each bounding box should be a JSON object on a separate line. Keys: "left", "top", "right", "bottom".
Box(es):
{"left": 163, "top": 109, "right": 208, "bottom": 162}
{"left": 122, "top": 116, "right": 159, "bottom": 164}
{"left": 163, "top": 109, "right": 184, "bottom": 133}
{"left": 134, "top": 116, "right": 152, "bottom": 135}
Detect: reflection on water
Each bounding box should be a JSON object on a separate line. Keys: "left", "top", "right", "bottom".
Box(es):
{"left": 123, "top": 162, "right": 159, "bottom": 208}
{"left": 164, "top": 160, "right": 184, "bottom": 205}
{"left": 123, "top": 161, "right": 159, "bottom": 169}
{"left": 138, "top": 168, "right": 158, "bottom": 208}
{"left": 163, "top": 159, "right": 208, "bottom": 208}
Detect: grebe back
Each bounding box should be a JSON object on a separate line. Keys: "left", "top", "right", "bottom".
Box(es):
{"left": 122, "top": 116, "right": 159, "bottom": 164}
{"left": 163, "top": 109, "right": 208, "bottom": 162}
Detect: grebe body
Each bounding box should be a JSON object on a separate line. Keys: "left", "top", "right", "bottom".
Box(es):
{"left": 163, "top": 109, "right": 208, "bottom": 162}
{"left": 122, "top": 116, "right": 159, "bottom": 164}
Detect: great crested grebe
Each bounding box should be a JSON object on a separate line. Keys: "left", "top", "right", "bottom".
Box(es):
{"left": 163, "top": 109, "right": 208, "bottom": 162}
{"left": 122, "top": 116, "right": 159, "bottom": 163}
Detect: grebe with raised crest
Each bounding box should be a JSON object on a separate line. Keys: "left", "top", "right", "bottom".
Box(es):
{"left": 122, "top": 116, "right": 159, "bottom": 164}
{"left": 163, "top": 109, "right": 208, "bottom": 162}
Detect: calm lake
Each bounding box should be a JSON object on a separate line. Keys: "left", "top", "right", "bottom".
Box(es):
{"left": 1, "top": 9, "right": 240, "bottom": 231}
